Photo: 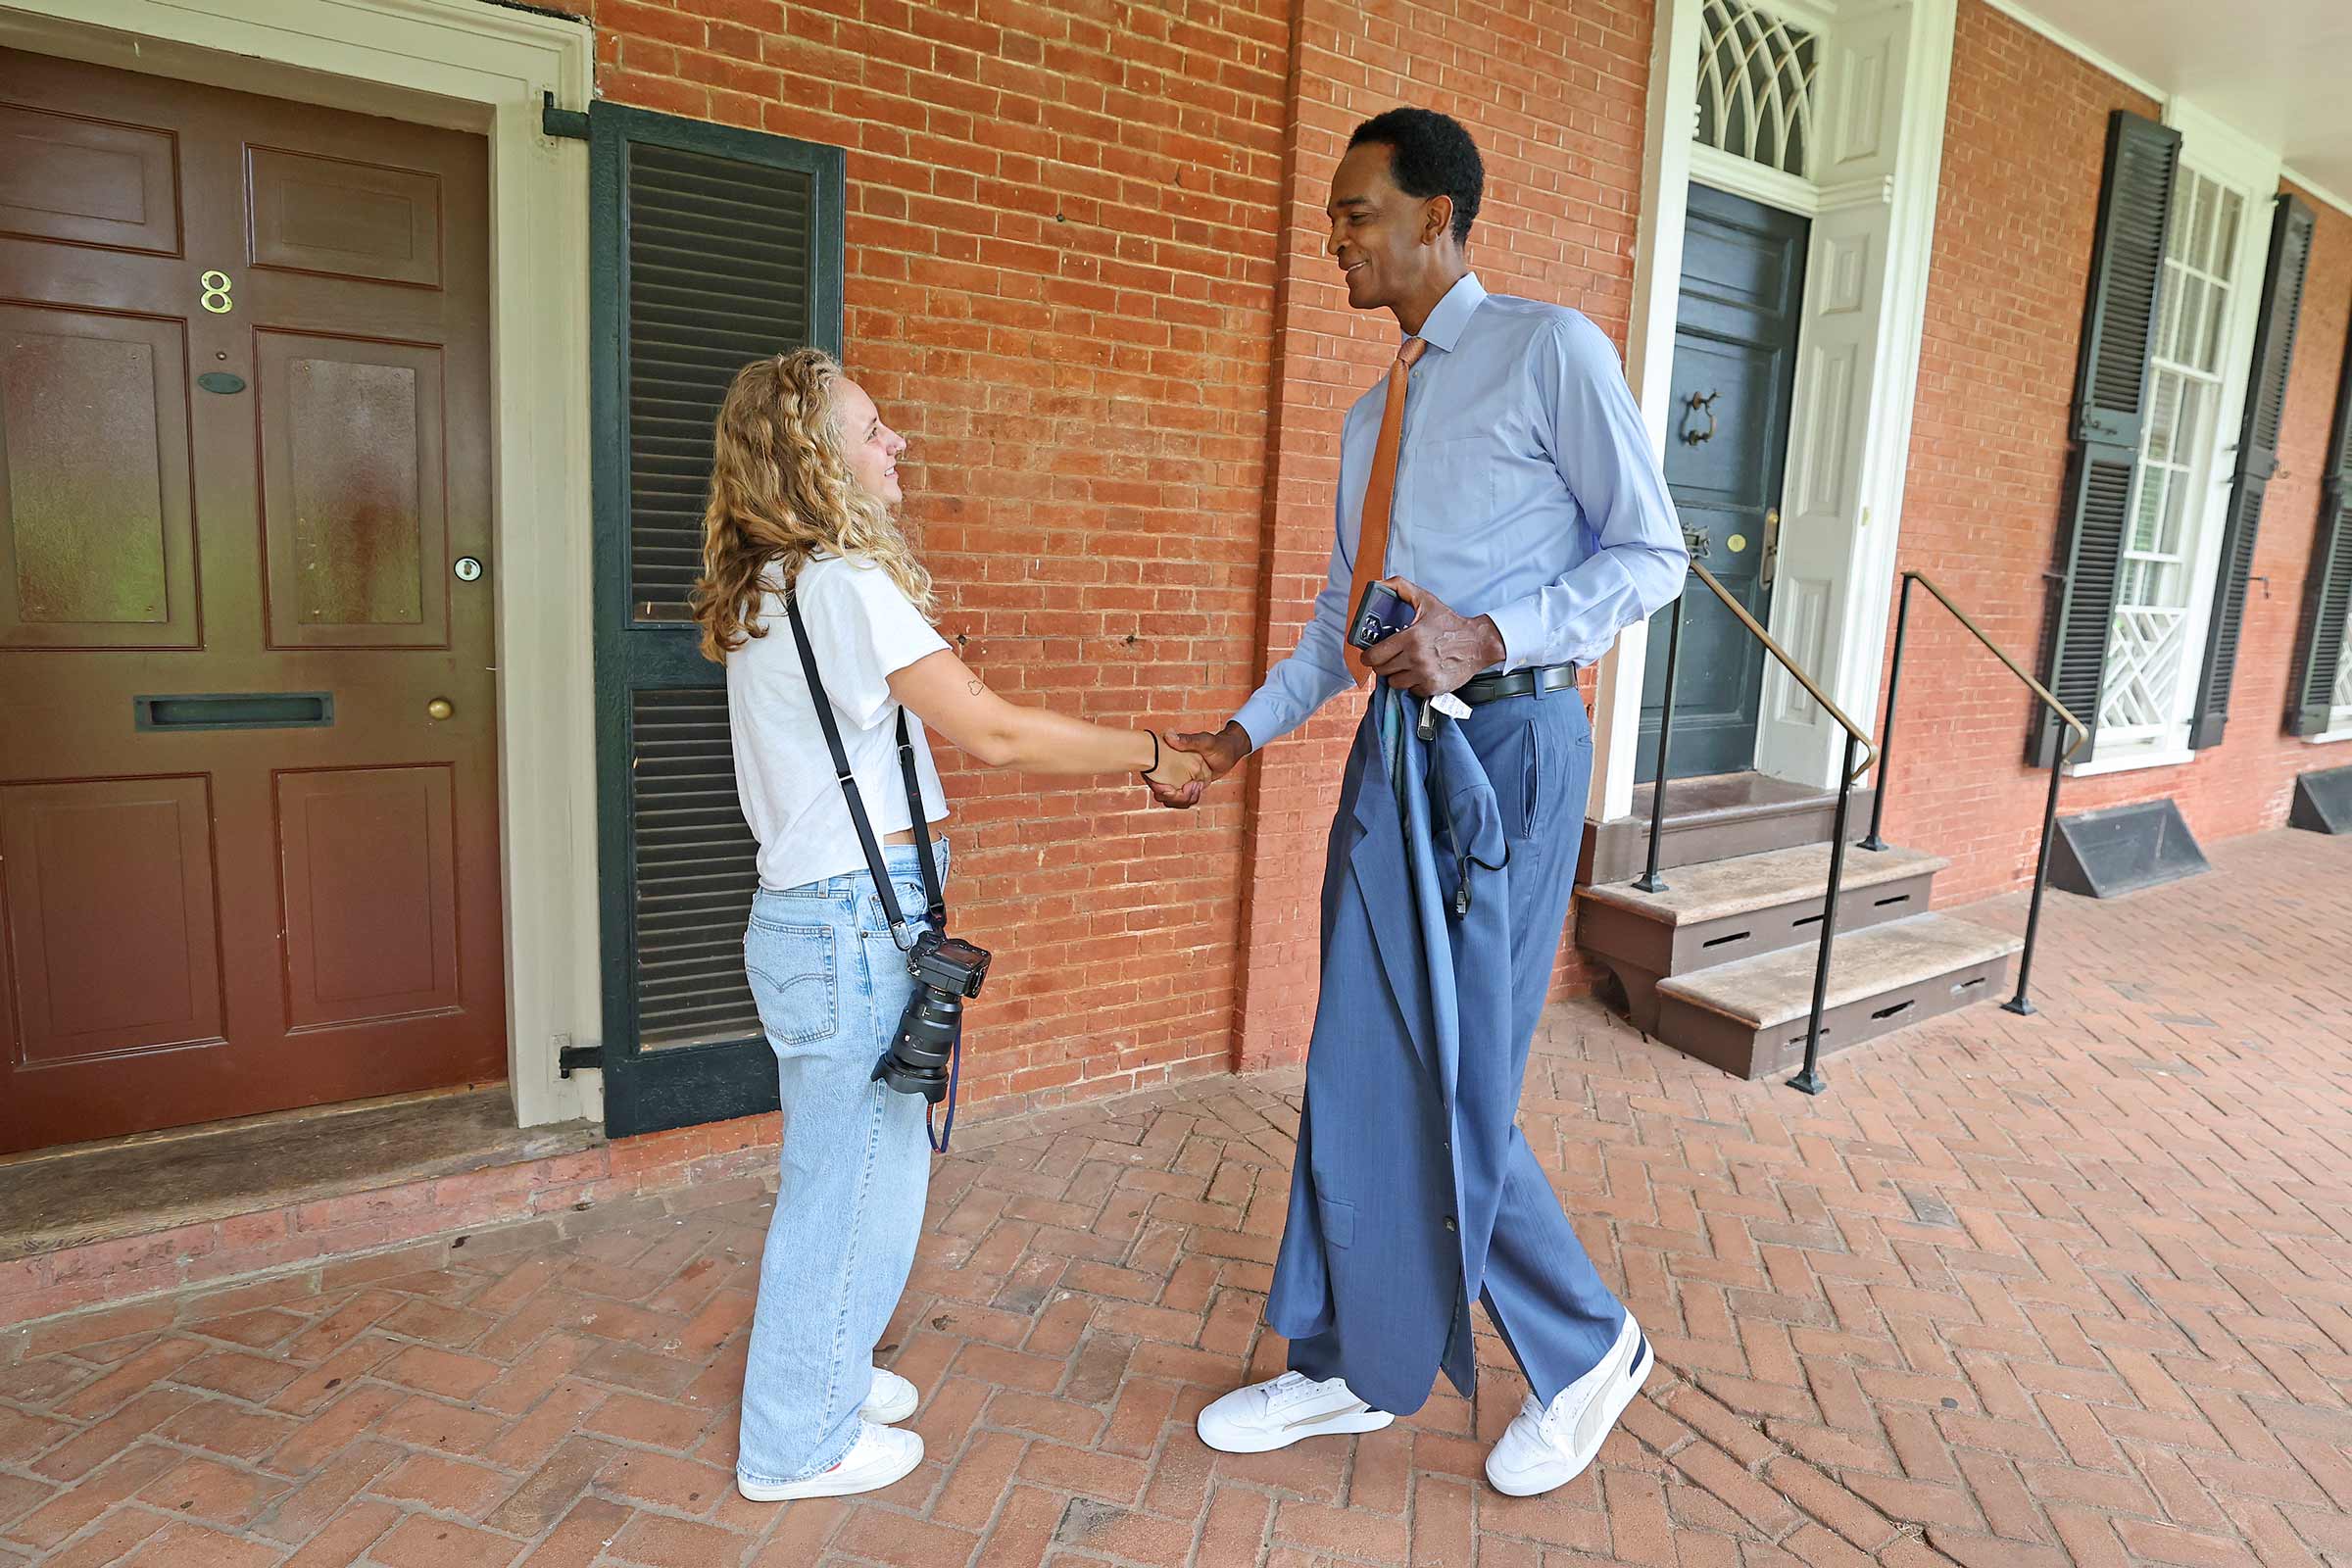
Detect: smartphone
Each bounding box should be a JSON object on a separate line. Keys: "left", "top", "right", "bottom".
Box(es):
{"left": 1348, "top": 581, "right": 1415, "bottom": 651}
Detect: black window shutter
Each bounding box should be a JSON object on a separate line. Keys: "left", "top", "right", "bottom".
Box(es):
{"left": 2288, "top": 324, "right": 2352, "bottom": 737}
{"left": 587, "top": 102, "right": 846, "bottom": 1139}
{"left": 2189, "top": 194, "right": 2316, "bottom": 749}
{"left": 2033, "top": 111, "right": 2180, "bottom": 767}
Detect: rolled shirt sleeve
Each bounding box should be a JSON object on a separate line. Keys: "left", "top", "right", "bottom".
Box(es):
{"left": 1483, "top": 314, "right": 1689, "bottom": 671}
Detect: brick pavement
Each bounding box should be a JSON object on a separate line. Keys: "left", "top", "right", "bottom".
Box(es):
{"left": 1, "top": 827, "right": 2347, "bottom": 1566}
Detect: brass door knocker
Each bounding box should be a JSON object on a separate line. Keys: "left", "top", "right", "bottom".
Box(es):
{"left": 1680, "top": 390, "right": 1720, "bottom": 446}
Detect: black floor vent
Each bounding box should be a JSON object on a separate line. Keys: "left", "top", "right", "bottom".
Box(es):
{"left": 2290, "top": 764, "right": 2352, "bottom": 834}
{"left": 2049, "top": 798, "right": 2210, "bottom": 899}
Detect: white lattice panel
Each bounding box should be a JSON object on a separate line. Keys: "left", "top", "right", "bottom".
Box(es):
{"left": 1694, "top": 0, "right": 1820, "bottom": 178}
{"left": 2100, "top": 607, "right": 2190, "bottom": 732}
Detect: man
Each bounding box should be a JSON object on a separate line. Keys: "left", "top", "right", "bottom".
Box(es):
{"left": 1155, "top": 108, "right": 1687, "bottom": 1495}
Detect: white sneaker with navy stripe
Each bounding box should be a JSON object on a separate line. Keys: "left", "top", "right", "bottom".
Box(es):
{"left": 1196, "top": 1371, "right": 1395, "bottom": 1453}
{"left": 1485, "top": 1314, "right": 1654, "bottom": 1496}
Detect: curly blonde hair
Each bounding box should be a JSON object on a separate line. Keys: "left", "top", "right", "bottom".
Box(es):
{"left": 692, "top": 349, "right": 936, "bottom": 662}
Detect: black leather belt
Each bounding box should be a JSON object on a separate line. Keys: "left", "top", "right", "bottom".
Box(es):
{"left": 1456, "top": 662, "right": 1579, "bottom": 706}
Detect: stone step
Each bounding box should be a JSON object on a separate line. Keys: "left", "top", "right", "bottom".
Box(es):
{"left": 1650, "top": 913, "right": 2022, "bottom": 1082}
{"left": 1578, "top": 843, "right": 1946, "bottom": 1032}
{"left": 1581, "top": 770, "right": 1878, "bottom": 885}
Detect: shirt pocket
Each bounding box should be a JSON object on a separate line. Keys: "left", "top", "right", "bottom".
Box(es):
{"left": 1404, "top": 434, "right": 1499, "bottom": 531}
{"left": 744, "top": 922, "right": 838, "bottom": 1046}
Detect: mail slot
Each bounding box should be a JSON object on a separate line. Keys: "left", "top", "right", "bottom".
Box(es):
{"left": 134, "top": 692, "right": 335, "bottom": 731}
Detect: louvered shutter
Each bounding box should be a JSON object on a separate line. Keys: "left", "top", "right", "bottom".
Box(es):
{"left": 2289, "top": 325, "right": 2352, "bottom": 737}
{"left": 2189, "top": 194, "right": 2315, "bottom": 749}
{"left": 587, "top": 103, "right": 845, "bottom": 1138}
{"left": 2032, "top": 111, "right": 2180, "bottom": 767}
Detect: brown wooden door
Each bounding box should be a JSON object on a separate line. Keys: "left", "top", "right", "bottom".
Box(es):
{"left": 0, "top": 50, "right": 504, "bottom": 1154}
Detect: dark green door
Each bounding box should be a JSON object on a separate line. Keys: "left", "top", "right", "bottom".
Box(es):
{"left": 1639, "top": 184, "right": 1809, "bottom": 783}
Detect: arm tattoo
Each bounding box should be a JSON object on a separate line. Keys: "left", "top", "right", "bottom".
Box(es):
{"left": 967, "top": 678, "right": 986, "bottom": 697}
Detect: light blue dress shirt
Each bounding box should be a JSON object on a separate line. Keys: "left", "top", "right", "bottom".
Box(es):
{"left": 1233, "top": 272, "right": 1689, "bottom": 750}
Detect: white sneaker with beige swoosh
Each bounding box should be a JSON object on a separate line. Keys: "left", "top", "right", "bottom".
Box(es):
{"left": 1485, "top": 1314, "right": 1654, "bottom": 1496}
{"left": 1196, "top": 1371, "right": 1396, "bottom": 1453}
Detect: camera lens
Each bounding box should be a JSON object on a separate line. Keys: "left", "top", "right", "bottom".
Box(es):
{"left": 873, "top": 984, "right": 960, "bottom": 1102}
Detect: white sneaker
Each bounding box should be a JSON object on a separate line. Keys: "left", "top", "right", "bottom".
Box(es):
{"left": 1485, "top": 1315, "right": 1653, "bottom": 1497}
{"left": 861, "top": 1366, "right": 919, "bottom": 1425}
{"left": 737, "top": 1421, "right": 924, "bottom": 1501}
{"left": 1196, "top": 1371, "right": 1395, "bottom": 1454}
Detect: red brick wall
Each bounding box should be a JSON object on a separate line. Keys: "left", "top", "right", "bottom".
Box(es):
{"left": 556, "top": 0, "right": 2352, "bottom": 1101}
{"left": 563, "top": 0, "right": 1664, "bottom": 1098}
{"left": 1231, "top": 0, "right": 1659, "bottom": 1067}
{"left": 569, "top": 0, "right": 1289, "bottom": 1109}
{"left": 1887, "top": 0, "right": 2352, "bottom": 903}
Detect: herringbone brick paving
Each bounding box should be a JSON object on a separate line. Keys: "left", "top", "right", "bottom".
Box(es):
{"left": 1, "top": 829, "right": 2346, "bottom": 1566}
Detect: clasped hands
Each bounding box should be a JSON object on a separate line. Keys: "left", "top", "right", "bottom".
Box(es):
{"left": 1147, "top": 579, "right": 1502, "bottom": 809}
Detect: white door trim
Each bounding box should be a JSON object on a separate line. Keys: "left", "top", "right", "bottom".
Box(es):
{"left": 1759, "top": 0, "right": 1956, "bottom": 790}
{"left": 1590, "top": 0, "right": 1706, "bottom": 821}
{"left": 0, "top": 0, "right": 602, "bottom": 1129}
{"left": 1594, "top": 0, "right": 1955, "bottom": 816}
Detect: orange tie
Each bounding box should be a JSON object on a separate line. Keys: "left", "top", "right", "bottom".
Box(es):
{"left": 1344, "top": 336, "right": 1427, "bottom": 682}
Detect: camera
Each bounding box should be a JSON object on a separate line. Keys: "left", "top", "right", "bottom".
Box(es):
{"left": 1348, "top": 580, "right": 1416, "bottom": 651}
{"left": 872, "top": 926, "right": 993, "bottom": 1102}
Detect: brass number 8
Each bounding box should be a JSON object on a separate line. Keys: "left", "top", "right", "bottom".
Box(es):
{"left": 199, "top": 270, "right": 233, "bottom": 315}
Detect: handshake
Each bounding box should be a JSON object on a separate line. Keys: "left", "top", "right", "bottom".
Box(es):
{"left": 1138, "top": 578, "right": 1505, "bottom": 811}
{"left": 1142, "top": 723, "right": 1249, "bottom": 809}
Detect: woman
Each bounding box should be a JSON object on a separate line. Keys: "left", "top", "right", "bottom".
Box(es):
{"left": 693, "top": 349, "right": 1207, "bottom": 1502}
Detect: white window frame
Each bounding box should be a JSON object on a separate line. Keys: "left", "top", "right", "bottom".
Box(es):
{"left": 2070, "top": 98, "right": 2281, "bottom": 778}
{"left": 2321, "top": 639, "right": 2352, "bottom": 741}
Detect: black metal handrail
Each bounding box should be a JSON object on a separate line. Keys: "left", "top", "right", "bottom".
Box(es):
{"left": 1861, "top": 570, "right": 2087, "bottom": 1016}
{"left": 1640, "top": 560, "right": 1877, "bottom": 1097}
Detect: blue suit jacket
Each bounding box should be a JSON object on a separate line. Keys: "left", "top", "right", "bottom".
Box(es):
{"left": 1266, "top": 689, "right": 1522, "bottom": 1416}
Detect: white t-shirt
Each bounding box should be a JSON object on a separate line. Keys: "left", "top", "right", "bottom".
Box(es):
{"left": 727, "top": 554, "right": 951, "bottom": 893}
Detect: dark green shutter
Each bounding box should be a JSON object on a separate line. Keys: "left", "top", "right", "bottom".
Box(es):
{"left": 2033, "top": 111, "right": 2180, "bottom": 767}
{"left": 2288, "top": 325, "right": 2352, "bottom": 736}
{"left": 588, "top": 102, "right": 846, "bottom": 1138}
{"left": 2189, "top": 194, "right": 2315, "bottom": 749}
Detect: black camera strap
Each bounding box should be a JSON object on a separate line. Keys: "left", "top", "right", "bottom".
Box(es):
{"left": 783, "top": 590, "right": 944, "bottom": 947}
{"left": 896, "top": 717, "right": 946, "bottom": 928}
{"left": 784, "top": 586, "right": 962, "bottom": 1152}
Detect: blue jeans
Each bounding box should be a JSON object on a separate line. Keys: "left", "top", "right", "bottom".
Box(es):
{"left": 735, "top": 840, "right": 947, "bottom": 1486}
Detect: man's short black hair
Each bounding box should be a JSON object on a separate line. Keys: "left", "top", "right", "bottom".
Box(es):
{"left": 1348, "top": 108, "right": 1483, "bottom": 246}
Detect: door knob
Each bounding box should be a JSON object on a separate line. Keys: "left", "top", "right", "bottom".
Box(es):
{"left": 426, "top": 698, "right": 454, "bottom": 720}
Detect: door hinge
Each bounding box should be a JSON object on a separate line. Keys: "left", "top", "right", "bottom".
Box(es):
{"left": 543, "top": 91, "right": 590, "bottom": 141}
{"left": 558, "top": 1040, "right": 604, "bottom": 1076}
